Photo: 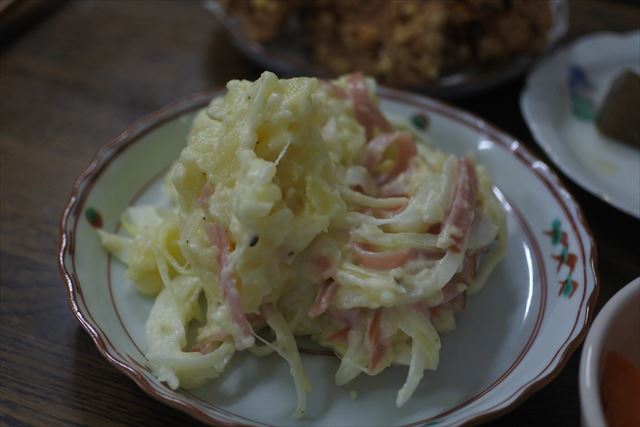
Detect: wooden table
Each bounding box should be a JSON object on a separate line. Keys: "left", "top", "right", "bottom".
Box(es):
{"left": 1, "top": 1, "right": 638, "bottom": 426}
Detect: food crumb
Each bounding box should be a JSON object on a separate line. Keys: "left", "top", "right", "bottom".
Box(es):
{"left": 349, "top": 390, "right": 358, "bottom": 400}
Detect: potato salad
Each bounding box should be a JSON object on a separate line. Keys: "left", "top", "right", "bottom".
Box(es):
{"left": 99, "top": 71, "right": 507, "bottom": 417}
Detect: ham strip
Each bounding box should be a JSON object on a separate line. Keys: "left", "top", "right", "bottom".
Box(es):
{"left": 462, "top": 251, "right": 478, "bottom": 281}
{"left": 321, "top": 80, "right": 348, "bottom": 99}
{"left": 440, "top": 276, "right": 466, "bottom": 305}
{"left": 197, "top": 182, "right": 214, "bottom": 207}
{"left": 193, "top": 331, "right": 228, "bottom": 354}
{"left": 367, "top": 308, "right": 388, "bottom": 371}
{"left": 344, "top": 72, "right": 392, "bottom": 139}
{"left": 208, "top": 223, "right": 254, "bottom": 350}
{"left": 246, "top": 312, "right": 266, "bottom": 329}
{"left": 328, "top": 307, "right": 361, "bottom": 327}
{"left": 364, "top": 132, "right": 417, "bottom": 184}
{"left": 435, "top": 250, "right": 478, "bottom": 305}
{"left": 315, "top": 255, "right": 336, "bottom": 280}
{"left": 440, "top": 158, "right": 478, "bottom": 252}
{"left": 410, "top": 248, "right": 446, "bottom": 262}
{"left": 426, "top": 223, "right": 442, "bottom": 234}
{"left": 193, "top": 340, "right": 221, "bottom": 354}
{"left": 308, "top": 280, "right": 339, "bottom": 318}
{"left": 351, "top": 241, "right": 413, "bottom": 270}
{"left": 450, "top": 292, "right": 466, "bottom": 313}
{"left": 410, "top": 250, "right": 477, "bottom": 315}
{"left": 327, "top": 327, "right": 350, "bottom": 344}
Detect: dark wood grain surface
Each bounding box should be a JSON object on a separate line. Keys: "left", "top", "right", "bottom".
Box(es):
{"left": 1, "top": 1, "right": 638, "bottom": 426}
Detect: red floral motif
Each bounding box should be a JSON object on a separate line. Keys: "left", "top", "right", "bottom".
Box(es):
{"left": 545, "top": 219, "right": 579, "bottom": 299}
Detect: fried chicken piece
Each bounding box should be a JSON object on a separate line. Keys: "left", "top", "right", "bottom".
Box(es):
{"left": 449, "top": 0, "right": 552, "bottom": 62}
{"left": 220, "top": 0, "right": 298, "bottom": 43}
{"left": 307, "top": 0, "right": 448, "bottom": 85}
{"left": 222, "top": 0, "right": 553, "bottom": 85}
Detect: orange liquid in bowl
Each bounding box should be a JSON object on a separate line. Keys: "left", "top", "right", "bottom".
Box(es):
{"left": 601, "top": 351, "right": 640, "bottom": 427}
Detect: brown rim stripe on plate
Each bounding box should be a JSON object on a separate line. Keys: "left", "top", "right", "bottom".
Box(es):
{"left": 58, "top": 87, "right": 599, "bottom": 427}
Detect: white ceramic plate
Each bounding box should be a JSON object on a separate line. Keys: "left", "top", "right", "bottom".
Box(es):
{"left": 205, "top": 0, "right": 568, "bottom": 98}
{"left": 521, "top": 31, "right": 640, "bottom": 219}
{"left": 59, "top": 88, "right": 598, "bottom": 426}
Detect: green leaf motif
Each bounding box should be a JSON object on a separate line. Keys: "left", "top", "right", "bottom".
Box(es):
{"left": 572, "top": 95, "right": 596, "bottom": 121}
{"left": 562, "top": 277, "right": 574, "bottom": 297}
{"left": 85, "top": 207, "right": 103, "bottom": 228}
{"left": 410, "top": 113, "right": 429, "bottom": 131}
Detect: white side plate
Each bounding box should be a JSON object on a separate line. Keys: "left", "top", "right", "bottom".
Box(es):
{"left": 60, "top": 88, "right": 598, "bottom": 426}
{"left": 521, "top": 31, "right": 640, "bottom": 219}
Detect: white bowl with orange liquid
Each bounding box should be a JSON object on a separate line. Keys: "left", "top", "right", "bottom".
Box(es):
{"left": 580, "top": 277, "right": 640, "bottom": 427}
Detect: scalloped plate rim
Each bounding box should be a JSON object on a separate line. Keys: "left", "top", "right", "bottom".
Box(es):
{"left": 58, "top": 86, "right": 598, "bottom": 427}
